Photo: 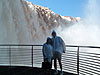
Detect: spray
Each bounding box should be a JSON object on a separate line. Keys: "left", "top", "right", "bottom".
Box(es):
{"left": 56, "top": 0, "right": 100, "bottom": 47}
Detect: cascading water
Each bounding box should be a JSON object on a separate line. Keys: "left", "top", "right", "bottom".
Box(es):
{"left": 0, "top": 0, "right": 33, "bottom": 44}
{"left": 0, "top": 0, "right": 79, "bottom": 45}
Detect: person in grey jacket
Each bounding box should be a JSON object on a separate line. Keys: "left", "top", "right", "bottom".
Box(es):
{"left": 52, "top": 30, "right": 66, "bottom": 75}
{"left": 42, "top": 37, "right": 53, "bottom": 64}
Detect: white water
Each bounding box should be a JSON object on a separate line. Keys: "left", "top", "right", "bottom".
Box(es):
{"left": 56, "top": 0, "right": 100, "bottom": 47}
{"left": 0, "top": 0, "right": 33, "bottom": 44}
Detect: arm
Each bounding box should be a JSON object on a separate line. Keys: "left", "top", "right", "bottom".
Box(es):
{"left": 60, "top": 38, "right": 66, "bottom": 53}
{"left": 42, "top": 44, "right": 47, "bottom": 58}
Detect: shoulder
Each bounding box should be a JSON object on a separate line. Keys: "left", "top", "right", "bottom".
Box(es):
{"left": 56, "top": 36, "right": 62, "bottom": 39}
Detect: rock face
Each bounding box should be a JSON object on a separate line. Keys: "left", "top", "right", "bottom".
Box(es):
{"left": 0, "top": 0, "right": 80, "bottom": 44}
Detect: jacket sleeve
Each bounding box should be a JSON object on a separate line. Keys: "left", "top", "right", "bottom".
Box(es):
{"left": 42, "top": 44, "right": 47, "bottom": 58}
{"left": 60, "top": 38, "right": 66, "bottom": 53}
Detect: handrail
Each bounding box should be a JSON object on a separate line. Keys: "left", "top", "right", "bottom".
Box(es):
{"left": 0, "top": 44, "right": 100, "bottom": 48}
{"left": 0, "top": 44, "right": 100, "bottom": 75}
{"left": 66, "top": 45, "right": 100, "bottom": 48}
{"left": 0, "top": 44, "right": 42, "bottom": 46}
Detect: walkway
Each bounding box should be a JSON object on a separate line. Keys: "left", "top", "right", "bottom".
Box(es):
{"left": 0, "top": 66, "right": 76, "bottom": 75}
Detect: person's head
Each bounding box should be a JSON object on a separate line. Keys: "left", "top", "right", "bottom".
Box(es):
{"left": 51, "top": 30, "right": 56, "bottom": 38}
{"left": 46, "top": 37, "right": 52, "bottom": 44}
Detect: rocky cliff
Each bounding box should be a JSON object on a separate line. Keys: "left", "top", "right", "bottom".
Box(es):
{"left": 0, "top": 0, "right": 80, "bottom": 44}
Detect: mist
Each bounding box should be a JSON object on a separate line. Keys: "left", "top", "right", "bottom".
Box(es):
{"left": 56, "top": 0, "right": 100, "bottom": 46}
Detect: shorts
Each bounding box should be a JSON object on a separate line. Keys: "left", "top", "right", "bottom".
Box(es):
{"left": 53, "top": 51, "right": 62, "bottom": 60}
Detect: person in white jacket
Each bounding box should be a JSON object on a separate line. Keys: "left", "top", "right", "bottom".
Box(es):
{"left": 52, "top": 30, "right": 66, "bottom": 75}
{"left": 42, "top": 37, "right": 53, "bottom": 64}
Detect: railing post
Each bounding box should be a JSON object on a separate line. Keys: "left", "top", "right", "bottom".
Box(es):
{"left": 8, "top": 46, "right": 11, "bottom": 75}
{"left": 77, "top": 47, "right": 79, "bottom": 75}
{"left": 9, "top": 46, "right": 11, "bottom": 66}
{"left": 32, "top": 45, "right": 33, "bottom": 67}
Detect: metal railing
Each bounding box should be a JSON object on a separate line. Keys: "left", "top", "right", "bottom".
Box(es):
{"left": 0, "top": 44, "right": 100, "bottom": 75}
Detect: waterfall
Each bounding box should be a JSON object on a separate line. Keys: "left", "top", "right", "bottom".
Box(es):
{"left": 0, "top": 0, "right": 79, "bottom": 44}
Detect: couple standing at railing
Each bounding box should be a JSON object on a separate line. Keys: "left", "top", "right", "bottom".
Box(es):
{"left": 42, "top": 30, "right": 66, "bottom": 75}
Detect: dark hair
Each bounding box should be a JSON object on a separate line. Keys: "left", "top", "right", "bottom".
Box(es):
{"left": 46, "top": 37, "right": 53, "bottom": 45}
